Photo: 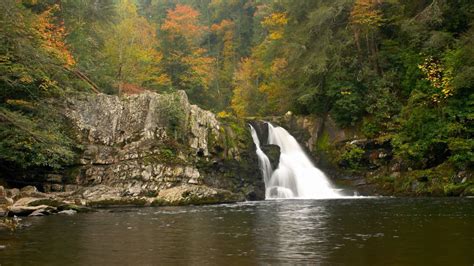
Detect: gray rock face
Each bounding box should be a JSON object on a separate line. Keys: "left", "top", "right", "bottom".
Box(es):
{"left": 66, "top": 91, "right": 219, "bottom": 155}
{"left": 57, "top": 91, "right": 263, "bottom": 205}
{"left": 261, "top": 145, "right": 280, "bottom": 170}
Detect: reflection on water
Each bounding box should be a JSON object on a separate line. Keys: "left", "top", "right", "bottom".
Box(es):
{"left": 256, "top": 200, "right": 331, "bottom": 262}
{"left": 1, "top": 198, "right": 474, "bottom": 265}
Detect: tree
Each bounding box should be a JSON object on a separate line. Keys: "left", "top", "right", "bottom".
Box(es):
{"left": 0, "top": 0, "right": 79, "bottom": 171}
{"left": 210, "top": 19, "right": 236, "bottom": 110}
{"left": 102, "top": 0, "right": 168, "bottom": 94}
{"left": 160, "top": 4, "right": 214, "bottom": 105}
{"left": 231, "top": 57, "right": 264, "bottom": 117}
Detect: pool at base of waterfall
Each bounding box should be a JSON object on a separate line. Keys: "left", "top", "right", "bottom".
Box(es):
{"left": 1, "top": 198, "right": 473, "bottom": 265}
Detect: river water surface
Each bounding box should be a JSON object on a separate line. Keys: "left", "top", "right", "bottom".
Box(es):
{"left": 1, "top": 197, "right": 473, "bottom": 265}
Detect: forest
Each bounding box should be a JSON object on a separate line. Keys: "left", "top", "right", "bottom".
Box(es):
{"left": 0, "top": 0, "right": 473, "bottom": 180}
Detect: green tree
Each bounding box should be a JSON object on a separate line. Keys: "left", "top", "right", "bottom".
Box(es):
{"left": 102, "top": 0, "right": 169, "bottom": 95}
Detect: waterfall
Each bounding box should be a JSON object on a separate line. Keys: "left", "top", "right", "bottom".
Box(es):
{"left": 249, "top": 125, "right": 273, "bottom": 186}
{"left": 250, "top": 122, "right": 343, "bottom": 199}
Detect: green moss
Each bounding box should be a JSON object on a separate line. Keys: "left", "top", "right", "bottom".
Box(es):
{"left": 444, "top": 183, "right": 469, "bottom": 196}
{"left": 315, "top": 131, "right": 330, "bottom": 153}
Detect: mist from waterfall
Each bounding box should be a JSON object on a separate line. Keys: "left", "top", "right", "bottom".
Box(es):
{"left": 250, "top": 123, "right": 343, "bottom": 199}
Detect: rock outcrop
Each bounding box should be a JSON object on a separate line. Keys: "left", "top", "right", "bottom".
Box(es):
{"left": 58, "top": 91, "right": 264, "bottom": 205}
{"left": 1, "top": 91, "right": 263, "bottom": 213}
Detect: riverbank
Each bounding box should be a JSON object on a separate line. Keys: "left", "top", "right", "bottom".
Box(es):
{"left": 0, "top": 183, "right": 247, "bottom": 226}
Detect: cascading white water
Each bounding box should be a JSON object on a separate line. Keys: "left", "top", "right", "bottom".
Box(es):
{"left": 250, "top": 122, "right": 343, "bottom": 199}
{"left": 249, "top": 125, "right": 273, "bottom": 186}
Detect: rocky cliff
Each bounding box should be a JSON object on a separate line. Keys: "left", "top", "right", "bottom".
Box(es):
{"left": 1, "top": 91, "right": 264, "bottom": 214}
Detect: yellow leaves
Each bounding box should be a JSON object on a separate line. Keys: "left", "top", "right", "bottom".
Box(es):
{"left": 268, "top": 32, "right": 283, "bottom": 41}
{"left": 262, "top": 12, "right": 288, "bottom": 27}
{"left": 117, "top": 0, "right": 138, "bottom": 20}
{"left": 154, "top": 74, "right": 172, "bottom": 87}
{"left": 231, "top": 55, "right": 290, "bottom": 116}
{"left": 19, "top": 74, "right": 34, "bottom": 84}
{"left": 6, "top": 99, "right": 34, "bottom": 109}
{"left": 262, "top": 12, "right": 288, "bottom": 41}
{"left": 182, "top": 50, "right": 215, "bottom": 89}
{"left": 217, "top": 111, "right": 231, "bottom": 118}
{"left": 350, "top": 0, "right": 384, "bottom": 28}
{"left": 38, "top": 78, "right": 57, "bottom": 92}
{"left": 231, "top": 57, "right": 259, "bottom": 117}
{"left": 418, "top": 56, "right": 455, "bottom": 103}
{"left": 103, "top": 1, "right": 164, "bottom": 88}
{"left": 270, "top": 58, "right": 287, "bottom": 75}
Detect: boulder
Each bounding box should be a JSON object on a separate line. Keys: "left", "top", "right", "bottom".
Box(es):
{"left": 13, "top": 197, "right": 64, "bottom": 208}
{"left": 155, "top": 185, "right": 243, "bottom": 206}
{"left": 20, "top": 186, "right": 47, "bottom": 198}
{"left": 8, "top": 205, "right": 57, "bottom": 217}
{"left": 0, "top": 186, "right": 14, "bottom": 211}
{"left": 58, "top": 209, "right": 77, "bottom": 215}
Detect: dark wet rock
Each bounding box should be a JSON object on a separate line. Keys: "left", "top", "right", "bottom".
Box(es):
{"left": 46, "top": 174, "right": 63, "bottom": 183}
{"left": 248, "top": 121, "right": 269, "bottom": 144}
{"left": 352, "top": 179, "right": 367, "bottom": 187}
{"left": 417, "top": 176, "right": 429, "bottom": 182}
{"left": 261, "top": 144, "right": 281, "bottom": 169}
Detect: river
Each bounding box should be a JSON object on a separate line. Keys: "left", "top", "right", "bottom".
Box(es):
{"left": 1, "top": 197, "right": 473, "bottom": 265}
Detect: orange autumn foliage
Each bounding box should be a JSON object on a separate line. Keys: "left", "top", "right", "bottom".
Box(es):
{"left": 161, "top": 4, "right": 207, "bottom": 43}
{"left": 37, "top": 4, "right": 75, "bottom": 67}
